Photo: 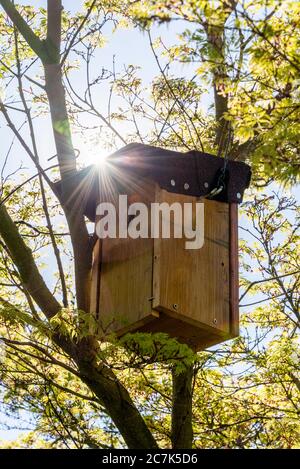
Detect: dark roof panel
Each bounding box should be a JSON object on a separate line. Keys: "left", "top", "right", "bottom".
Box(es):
{"left": 55, "top": 143, "right": 252, "bottom": 222}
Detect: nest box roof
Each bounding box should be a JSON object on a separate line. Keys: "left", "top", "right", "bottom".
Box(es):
{"left": 55, "top": 143, "right": 252, "bottom": 222}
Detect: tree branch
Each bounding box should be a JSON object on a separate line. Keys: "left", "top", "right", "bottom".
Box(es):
{"left": 47, "top": 0, "right": 62, "bottom": 57}
{"left": 239, "top": 270, "right": 300, "bottom": 303}
{"left": 13, "top": 25, "right": 69, "bottom": 308}
{"left": 171, "top": 365, "right": 194, "bottom": 448}
{"left": 0, "top": 203, "right": 61, "bottom": 319}
{"left": 61, "top": 0, "right": 97, "bottom": 66}
{"left": 0, "top": 100, "right": 56, "bottom": 192}
{"left": 0, "top": 0, "right": 55, "bottom": 63}
{"left": 203, "top": 4, "right": 237, "bottom": 150}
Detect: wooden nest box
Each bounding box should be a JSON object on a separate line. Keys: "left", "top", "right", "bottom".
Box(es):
{"left": 71, "top": 143, "right": 251, "bottom": 351}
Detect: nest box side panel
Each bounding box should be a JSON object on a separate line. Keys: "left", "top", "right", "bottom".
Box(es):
{"left": 97, "top": 235, "right": 156, "bottom": 335}
{"left": 229, "top": 203, "right": 239, "bottom": 337}
{"left": 152, "top": 188, "right": 231, "bottom": 336}
{"left": 90, "top": 240, "right": 101, "bottom": 318}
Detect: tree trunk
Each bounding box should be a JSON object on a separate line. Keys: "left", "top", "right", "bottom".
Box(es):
{"left": 76, "top": 356, "right": 159, "bottom": 449}
{"left": 171, "top": 365, "right": 194, "bottom": 448}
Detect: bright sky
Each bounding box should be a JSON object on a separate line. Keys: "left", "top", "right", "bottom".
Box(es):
{"left": 2, "top": 0, "right": 203, "bottom": 175}
{"left": 0, "top": 0, "right": 299, "bottom": 446}
{"left": 0, "top": 0, "right": 198, "bottom": 443}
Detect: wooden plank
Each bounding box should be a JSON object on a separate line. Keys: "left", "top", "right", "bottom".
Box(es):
{"left": 152, "top": 185, "right": 162, "bottom": 316}
{"left": 90, "top": 239, "right": 101, "bottom": 318}
{"left": 98, "top": 235, "right": 154, "bottom": 334}
{"left": 229, "top": 203, "right": 239, "bottom": 337}
{"left": 152, "top": 188, "right": 230, "bottom": 335}
{"left": 96, "top": 179, "right": 157, "bottom": 334}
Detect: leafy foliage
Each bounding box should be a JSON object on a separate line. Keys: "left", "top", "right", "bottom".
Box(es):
{"left": 0, "top": 0, "right": 299, "bottom": 449}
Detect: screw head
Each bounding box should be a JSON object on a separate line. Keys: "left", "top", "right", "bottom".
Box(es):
{"left": 204, "top": 182, "right": 209, "bottom": 189}
{"left": 173, "top": 304, "right": 178, "bottom": 310}
{"left": 213, "top": 318, "right": 217, "bottom": 325}
{"left": 237, "top": 192, "right": 241, "bottom": 199}
{"left": 184, "top": 182, "right": 190, "bottom": 190}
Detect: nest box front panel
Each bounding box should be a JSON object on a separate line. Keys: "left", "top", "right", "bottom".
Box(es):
{"left": 152, "top": 188, "right": 232, "bottom": 335}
